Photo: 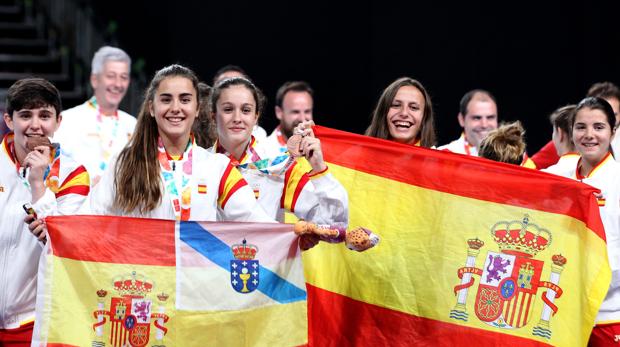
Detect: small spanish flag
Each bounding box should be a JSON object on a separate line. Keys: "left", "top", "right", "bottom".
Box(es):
{"left": 597, "top": 197, "right": 606, "bottom": 206}
{"left": 197, "top": 184, "right": 207, "bottom": 194}
{"left": 253, "top": 189, "right": 260, "bottom": 199}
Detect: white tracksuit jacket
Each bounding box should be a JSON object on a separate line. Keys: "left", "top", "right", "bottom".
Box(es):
{"left": 85, "top": 143, "right": 273, "bottom": 223}
{"left": 0, "top": 133, "right": 89, "bottom": 329}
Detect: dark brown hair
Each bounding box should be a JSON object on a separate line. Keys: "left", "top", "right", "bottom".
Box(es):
{"left": 549, "top": 105, "right": 576, "bottom": 151}
{"left": 587, "top": 81, "right": 620, "bottom": 102}
{"left": 459, "top": 89, "right": 497, "bottom": 116}
{"left": 6, "top": 78, "right": 62, "bottom": 118}
{"left": 573, "top": 97, "right": 616, "bottom": 130}
{"left": 275, "top": 81, "right": 314, "bottom": 108}
{"left": 212, "top": 65, "right": 248, "bottom": 85}
{"left": 193, "top": 82, "right": 215, "bottom": 148}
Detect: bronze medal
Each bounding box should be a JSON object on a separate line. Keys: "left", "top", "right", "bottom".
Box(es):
{"left": 287, "top": 134, "right": 303, "bottom": 157}
{"left": 26, "top": 137, "right": 52, "bottom": 152}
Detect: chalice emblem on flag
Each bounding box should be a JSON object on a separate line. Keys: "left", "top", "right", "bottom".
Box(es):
{"left": 230, "top": 239, "right": 260, "bottom": 293}
{"left": 450, "top": 215, "right": 567, "bottom": 339}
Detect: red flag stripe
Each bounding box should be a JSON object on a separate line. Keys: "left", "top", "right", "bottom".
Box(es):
{"left": 313, "top": 126, "right": 606, "bottom": 241}
{"left": 307, "top": 284, "right": 553, "bottom": 347}
{"left": 46, "top": 215, "right": 176, "bottom": 266}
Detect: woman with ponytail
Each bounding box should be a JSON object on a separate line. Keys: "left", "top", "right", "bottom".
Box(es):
{"left": 478, "top": 121, "right": 530, "bottom": 166}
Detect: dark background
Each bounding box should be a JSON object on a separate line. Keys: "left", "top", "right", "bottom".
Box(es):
{"left": 90, "top": 1, "right": 620, "bottom": 153}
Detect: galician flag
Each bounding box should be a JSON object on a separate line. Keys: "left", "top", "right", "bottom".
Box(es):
{"left": 33, "top": 216, "right": 307, "bottom": 347}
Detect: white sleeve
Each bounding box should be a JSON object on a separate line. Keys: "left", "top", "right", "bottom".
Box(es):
{"left": 81, "top": 159, "right": 117, "bottom": 215}
{"left": 32, "top": 162, "right": 90, "bottom": 217}
{"left": 31, "top": 189, "right": 58, "bottom": 218}
{"left": 294, "top": 171, "right": 349, "bottom": 226}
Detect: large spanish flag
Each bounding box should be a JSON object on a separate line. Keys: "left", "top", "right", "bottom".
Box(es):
{"left": 304, "top": 126, "right": 612, "bottom": 346}
{"left": 33, "top": 217, "right": 307, "bottom": 347}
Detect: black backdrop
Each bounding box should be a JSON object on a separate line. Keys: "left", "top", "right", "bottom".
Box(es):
{"left": 91, "top": 0, "right": 620, "bottom": 153}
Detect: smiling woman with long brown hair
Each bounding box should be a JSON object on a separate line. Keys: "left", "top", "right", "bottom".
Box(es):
{"left": 365, "top": 77, "right": 436, "bottom": 148}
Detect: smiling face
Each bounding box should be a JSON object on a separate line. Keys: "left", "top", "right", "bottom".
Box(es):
{"left": 458, "top": 98, "right": 498, "bottom": 148}
{"left": 149, "top": 76, "right": 198, "bottom": 147}
{"left": 91, "top": 60, "right": 130, "bottom": 113}
{"left": 214, "top": 84, "right": 258, "bottom": 151}
{"left": 276, "top": 91, "right": 313, "bottom": 139}
{"left": 386, "top": 85, "right": 425, "bottom": 145}
{"left": 3, "top": 105, "right": 61, "bottom": 163}
{"left": 573, "top": 107, "right": 614, "bottom": 167}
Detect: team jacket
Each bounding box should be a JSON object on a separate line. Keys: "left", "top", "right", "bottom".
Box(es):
{"left": 557, "top": 152, "right": 620, "bottom": 324}
{"left": 85, "top": 143, "right": 273, "bottom": 222}
{"left": 261, "top": 126, "right": 288, "bottom": 159}
{"left": 438, "top": 133, "right": 478, "bottom": 156}
{"left": 209, "top": 136, "right": 349, "bottom": 225}
{"left": 542, "top": 152, "right": 580, "bottom": 176}
{"left": 53, "top": 98, "right": 136, "bottom": 184}
{"left": 0, "top": 133, "right": 89, "bottom": 329}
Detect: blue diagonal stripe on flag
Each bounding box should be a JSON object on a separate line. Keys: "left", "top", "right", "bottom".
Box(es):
{"left": 180, "top": 221, "right": 306, "bottom": 304}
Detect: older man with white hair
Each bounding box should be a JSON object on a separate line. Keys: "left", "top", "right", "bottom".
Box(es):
{"left": 53, "top": 46, "right": 136, "bottom": 185}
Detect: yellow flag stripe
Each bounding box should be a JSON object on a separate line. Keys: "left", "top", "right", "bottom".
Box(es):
{"left": 41, "top": 257, "right": 307, "bottom": 346}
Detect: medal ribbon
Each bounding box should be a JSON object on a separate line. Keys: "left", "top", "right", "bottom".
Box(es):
{"left": 157, "top": 136, "right": 194, "bottom": 221}
{"left": 215, "top": 136, "right": 292, "bottom": 176}
{"left": 89, "top": 97, "right": 120, "bottom": 172}
{"left": 462, "top": 133, "right": 475, "bottom": 156}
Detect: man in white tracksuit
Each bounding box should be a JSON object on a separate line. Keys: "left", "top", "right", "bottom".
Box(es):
{"left": 53, "top": 46, "right": 136, "bottom": 186}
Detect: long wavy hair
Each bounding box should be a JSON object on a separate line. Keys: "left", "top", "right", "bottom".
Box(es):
{"left": 365, "top": 77, "right": 436, "bottom": 148}
{"left": 113, "top": 64, "right": 200, "bottom": 214}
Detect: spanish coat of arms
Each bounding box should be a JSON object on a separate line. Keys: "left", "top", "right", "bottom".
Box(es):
{"left": 450, "top": 215, "right": 567, "bottom": 340}
{"left": 92, "top": 271, "right": 169, "bottom": 347}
